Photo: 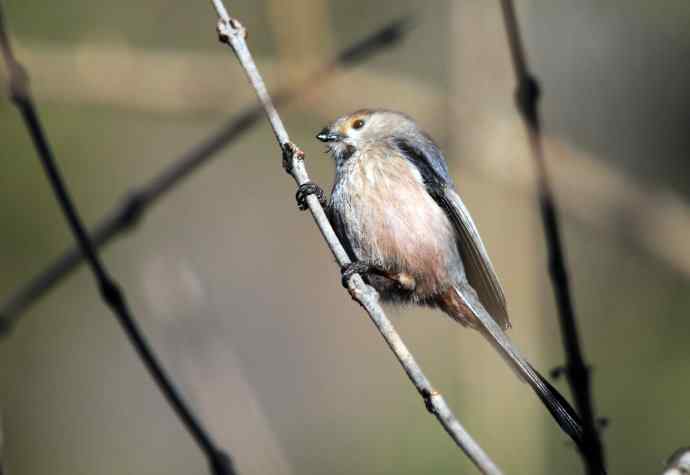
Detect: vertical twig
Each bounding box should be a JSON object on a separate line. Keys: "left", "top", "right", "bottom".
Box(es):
{"left": 0, "top": 5, "right": 235, "bottom": 474}
{"left": 497, "top": 1, "right": 606, "bottom": 473}
{"left": 208, "top": 2, "right": 503, "bottom": 474}
{"left": 0, "top": 16, "right": 411, "bottom": 335}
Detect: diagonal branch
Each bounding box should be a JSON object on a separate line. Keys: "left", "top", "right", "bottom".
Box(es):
{"left": 0, "top": 16, "right": 411, "bottom": 335}
{"left": 497, "top": 1, "right": 606, "bottom": 473}
{"left": 208, "top": 2, "right": 503, "bottom": 474}
{"left": 0, "top": 4, "right": 235, "bottom": 475}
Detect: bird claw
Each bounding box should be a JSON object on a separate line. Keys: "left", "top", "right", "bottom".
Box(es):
{"left": 391, "top": 272, "right": 416, "bottom": 292}
{"left": 295, "top": 182, "right": 326, "bottom": 211}
{"left": 341, "top": 262, "right": 416, "bottom": 292}
{"left": 341, "top": 261, "right": 373, "bottom": 288}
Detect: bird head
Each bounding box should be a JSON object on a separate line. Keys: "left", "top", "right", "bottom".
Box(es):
{"left": 317, "top": 109, "right": 418, "bottom": 162}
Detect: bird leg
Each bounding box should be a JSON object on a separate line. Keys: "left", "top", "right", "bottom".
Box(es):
{"left": 341, "top": 261, "right": 416, "bottom": 292}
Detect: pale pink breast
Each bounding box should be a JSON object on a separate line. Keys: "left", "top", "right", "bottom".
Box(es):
{"left": 349, "top": 151, "right": 460, "bottom": 296}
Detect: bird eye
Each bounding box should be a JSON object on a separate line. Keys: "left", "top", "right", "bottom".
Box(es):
{"left": 352, "top": 119, "right": 365, "bottom": 130}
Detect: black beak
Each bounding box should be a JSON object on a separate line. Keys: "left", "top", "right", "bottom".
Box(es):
{"left": 316, "top": 127, "right": 343, "bottom": 142}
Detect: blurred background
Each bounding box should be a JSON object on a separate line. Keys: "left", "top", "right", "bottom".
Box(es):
{"left": 1, "top": 0, "right": 689, "bottom": 474}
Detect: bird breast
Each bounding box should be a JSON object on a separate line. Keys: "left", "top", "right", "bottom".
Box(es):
{"left": 331, "top": 147, "right": 462, "bottom": 297}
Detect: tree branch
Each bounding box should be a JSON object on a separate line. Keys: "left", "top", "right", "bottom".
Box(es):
{"left": 0, "top": 16, "right": 411, "bottom": 335}
{"left": 0, "top": 4, "right": 235, "bottom": 474}
{"left": 497, "top": 1, "right": 606, "bottom": 473}
{"left": 209, "top": 2, "right": 503, "bottom": 474}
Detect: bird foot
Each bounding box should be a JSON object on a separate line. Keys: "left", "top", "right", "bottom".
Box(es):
{"left": 295, "top": 182, "right": 326, "bottom": 211}
{"left": 341, "top": 261, "right": 372, "bottom": 288}
{"left": 341, "top": 262, "right": 416, "bottom": 292}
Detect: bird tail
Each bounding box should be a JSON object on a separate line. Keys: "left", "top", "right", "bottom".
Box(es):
{"left": 439, "top": 284, "right": 585, "bottom": 451}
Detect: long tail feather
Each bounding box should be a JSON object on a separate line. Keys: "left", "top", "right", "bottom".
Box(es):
{"left": 451, "top": 284, "right": 585, "bottom": 451}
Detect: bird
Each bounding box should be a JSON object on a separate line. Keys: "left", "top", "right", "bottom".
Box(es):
{"left": 310, "top": 108, "right": 585, "bottom": 448}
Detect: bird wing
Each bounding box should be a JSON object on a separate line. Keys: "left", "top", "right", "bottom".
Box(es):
{"left": 439, "top": 188, "right": 510, "bottom": 329}
{"left": 394, "top": 137, "right": 510, "bottom": 329}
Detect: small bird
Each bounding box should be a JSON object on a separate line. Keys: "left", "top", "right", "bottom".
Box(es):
{"left": 311, "top": 108, "right": 584, "bottom": 447}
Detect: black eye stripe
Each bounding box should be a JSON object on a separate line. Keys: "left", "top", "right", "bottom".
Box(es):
{"left": 352, "top": 119, "right": 365, "bottom": 129}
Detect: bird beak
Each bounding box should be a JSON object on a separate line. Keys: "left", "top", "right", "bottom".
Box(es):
{"left": 316, "top": 127, "right": 343, "bottom": 142}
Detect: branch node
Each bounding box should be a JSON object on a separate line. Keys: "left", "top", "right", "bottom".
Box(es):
{"left": 116, "top": 189, "right": 149, "bottom": 230}
{"left": 346, "top": 281, "right": 364, "bottom": 301}
{"left": 515, "top": 73, "right": 541, "bottom": 128}
{"left": 209, "top": 449, "right": 236, "bottom": 475}
{"left": 281, "top": 141, "right": 303, "bottom": 173}
{"left": 421, "top": 387, "right": 440, "bottom": 414}
{"left": 216, "top": 17, "right": 246, "bottom": 45}
{"left": 99, "top": 278, "right": 124, "bottom": 309}
{"left": 345, "top": 277, "right": 379, "bottom": 305}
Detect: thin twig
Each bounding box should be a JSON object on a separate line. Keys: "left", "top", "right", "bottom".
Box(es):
{"left": 497, "top": 1, "right": 606, "bottom": 473}
{"left": 0, "top": 16, "right": 411, "bottom": 335}
{"left": 0, "top": 5, "right": 235, "bottom": 474}
{"left": 209, "top": 2, "right": 502, "bottom": 474}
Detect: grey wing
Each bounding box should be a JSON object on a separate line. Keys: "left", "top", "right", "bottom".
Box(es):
{"left": 393, "top": 136, "right": 510, "bottom": 329}
{"left": 438, "top": 187, "right": 510, "bottom": 329}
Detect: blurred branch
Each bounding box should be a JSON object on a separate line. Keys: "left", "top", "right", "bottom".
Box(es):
{"left": 0, "top": 16, "right": 411, "bottom": 334}
{"left": 663, "top": 448, "right": 690, "bottom": 475}
{"left": 267, "top": 0, "right": 333, "bottom": 85}
{"left": 0, "top": 42, "right": 435, "bottom": 116}
{"left": 172, "top": 340, "right": 295, "bottom": 475}
{"left": 498, "top": 1, "right": 605, "bottom": 474}
{"left": 0, "top": 4, "right": 235, "bottom": 475}
{"left": 208, "top": 2, "right": 503, "bottom": 474}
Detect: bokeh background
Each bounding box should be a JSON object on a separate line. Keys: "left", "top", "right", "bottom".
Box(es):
{"left": 1, "top": 1, "right": 690, "bottom": 474}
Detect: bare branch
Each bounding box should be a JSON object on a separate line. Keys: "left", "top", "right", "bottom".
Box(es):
{"left": 663, "top": 448, "right": 690, "bottom": 475}
{"left": 497, "top": 1, "right": 606, "bottom": 473}
{"left": 0, "top": 4, "right": 235, "bottom": 474}
{"left": 0, "top": 16, "right": 411, "bottom": 335}
{"left": 209, "top": 2, "right": 502, "bottom": 474}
